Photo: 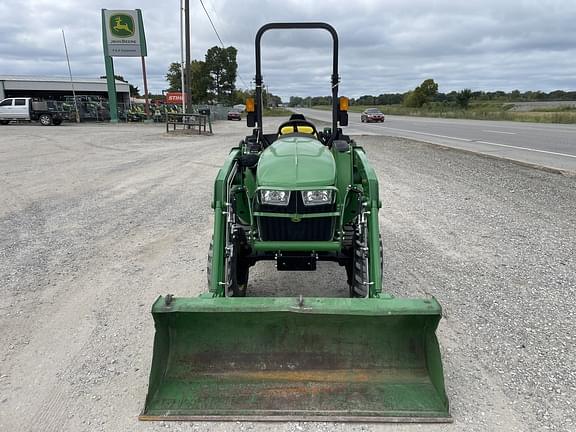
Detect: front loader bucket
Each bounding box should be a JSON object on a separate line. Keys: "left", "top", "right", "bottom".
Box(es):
{"left": 140, "top": 296, "right": 451, "bottom": 422}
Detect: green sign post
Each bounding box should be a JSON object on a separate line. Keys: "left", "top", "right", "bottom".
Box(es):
{"left": 101, "top": 9, "right": 147, "bottom": 123}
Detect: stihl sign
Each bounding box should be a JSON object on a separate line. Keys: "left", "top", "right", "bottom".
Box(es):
{"left": 166, "top": 92, "right": 185, "bottom": 104}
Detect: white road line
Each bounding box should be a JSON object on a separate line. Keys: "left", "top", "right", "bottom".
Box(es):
{"left": 482, "top": 130, "right": 517, "bottom": 135}
{"left": 353, "top": 121, "right": 576, "bottom": 159}
{"left": 382, "top": 115, "right": 576, "bottom": 133}
{"left": 475, "top": 141, "right": 576, "bottom": 159}
{"left": 382, "top": 126, "right": 473, "bottom": 142}
{"left": 353, "top": 122, "right": 473, "bottom": 142}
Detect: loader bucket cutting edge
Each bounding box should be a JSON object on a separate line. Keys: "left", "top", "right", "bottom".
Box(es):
{"left": 140, "top": 296, "right": 451, "bottom": 422}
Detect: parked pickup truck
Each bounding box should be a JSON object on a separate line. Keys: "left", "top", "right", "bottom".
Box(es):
{"left": 0, "top": 97, "right": 65, "bottom": 126}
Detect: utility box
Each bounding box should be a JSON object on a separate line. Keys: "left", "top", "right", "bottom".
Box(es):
{"left": 31, "top": 101, "right": 48, "bottom": 111}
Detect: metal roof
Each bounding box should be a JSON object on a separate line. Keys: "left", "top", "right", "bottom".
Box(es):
{"left": 0, "top": 75, "right": 130, "bottom": 91}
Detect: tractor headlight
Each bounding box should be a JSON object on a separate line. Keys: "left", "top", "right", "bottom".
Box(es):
{"left": 261, "top": 190, "right": 290, "bottom": 206}
{"left": 301, "top": 190, "right": 332, "bottom": 206}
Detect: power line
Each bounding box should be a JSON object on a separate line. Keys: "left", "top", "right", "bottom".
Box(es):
{"left": 198, "top": 0, "right": 249, "bottom": 89}
{"left": 198, "top": 0, "right": 225, "bottom": 47}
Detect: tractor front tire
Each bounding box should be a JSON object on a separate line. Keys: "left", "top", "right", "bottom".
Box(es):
{"left": 207, "top": 237, "right": 250, "bottom": 297}
{"left": 227, "top": 242, "right": 249, "bottom": 297}
{"left": 350, "top": 232, "right": 383, "bottom": 298}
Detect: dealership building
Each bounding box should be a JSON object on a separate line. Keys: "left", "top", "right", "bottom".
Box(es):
{"left": 0, "top": 75, "right": 130, "bottom": 104}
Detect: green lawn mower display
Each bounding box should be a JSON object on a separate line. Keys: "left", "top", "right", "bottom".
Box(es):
{"left": 140, "top": 22, "right": 451, "bottom": 422}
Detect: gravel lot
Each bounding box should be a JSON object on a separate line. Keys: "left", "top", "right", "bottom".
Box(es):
{"left": 0, "top": 120, "right": 574, "bottom": 432}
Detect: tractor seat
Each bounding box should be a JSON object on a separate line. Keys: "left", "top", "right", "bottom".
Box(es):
{"left": 277, "top": 116, "right": 318, "bottom": 138}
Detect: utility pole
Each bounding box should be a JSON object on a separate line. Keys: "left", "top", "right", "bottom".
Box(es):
{"left": 141, "top": 56, "right": 150, "bottom": 118}
{"left": 179, "top": 0, "right": 186, "bottom": 113}
{"left": 61, "top": 29, "right": 80, "bottom": 123}
{"left": 184, "top": 0, "right": 192, "bottom": 113}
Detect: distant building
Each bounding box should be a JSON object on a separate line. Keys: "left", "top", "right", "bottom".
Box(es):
{"left": 0, "top": 75, "right": 130, "bottom": 105}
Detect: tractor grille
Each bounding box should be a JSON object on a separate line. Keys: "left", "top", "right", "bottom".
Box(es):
{"left": 257, "top": 190, "right": 336, "bottom": 242}
{"left": 259, "top": 217, "right": 334, "bottom": 241}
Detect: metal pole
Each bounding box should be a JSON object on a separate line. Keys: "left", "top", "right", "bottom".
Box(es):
{"left": 101, "top": 10, "right": 118, "bottom": 123}
{"left": 104, "top": 56, "right": 119, "bottom": 123}
{"left": 180, "top": 0, "right": 186, "bottom": 113}
{"left": 62, "top": 29, "right": 80, "bottom": 123}
{"left": 184, "top": 0, "right": 192, "bottom": 114}
{"left": 141, "top": 56, "right": 150, "bottom": 118}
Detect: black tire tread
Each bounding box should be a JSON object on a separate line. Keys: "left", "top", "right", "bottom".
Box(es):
{"left": 350, "top": 233, "right": 383, "bottom": 298}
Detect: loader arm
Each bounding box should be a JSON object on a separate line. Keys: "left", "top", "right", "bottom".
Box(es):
{"left": 353, "top": 147, "right": 383, "bottom": 297}
{"left": 210, "top": 147, "right": 241, "bottom": 295}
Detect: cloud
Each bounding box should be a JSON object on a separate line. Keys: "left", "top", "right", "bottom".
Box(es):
{"left": 0, "top": 0, "right": 575, "bottom": 100}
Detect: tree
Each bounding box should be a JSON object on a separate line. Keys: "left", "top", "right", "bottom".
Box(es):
{"left": 403, "top": 89, "right": 426, "bottom": 107}
{"left": 289, "top": 96, "right": 304, "bottom": 107}
{"left": 233, "top": 88, "right": 253, "bottom": 105}
{"left": 189, "top": 60, "right": 210, "bottom": 104}
{"left": 455, "top": 89, "right": 473, "bottom": 109}
{"left": 205, "top": 46, "right": 238, "bottom": 103}
{"left": 164, "top": 61, "right": 211, "bottom": 103}
{"left": 129, "top": 85, "right": 140, "bottom": 97}
{"left": 165, "top": 62, "right": 182, "bottom": 91}
{"left": 403, "top": 78, "right": 438, "bottom": 107}
{"left": 356, "top": 95, "right": 376, "bottom": 105}
{"left": 419, "top": 79, "right": 438, "bottom": 100}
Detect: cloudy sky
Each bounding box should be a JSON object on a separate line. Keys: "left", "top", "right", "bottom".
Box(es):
{"left": 0, "top": 0, "right": 575, "bottom": 101}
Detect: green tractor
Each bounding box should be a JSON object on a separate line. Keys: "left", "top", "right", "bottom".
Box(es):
{"left": 141, "top": 23, "right": 451, "bottom": 422}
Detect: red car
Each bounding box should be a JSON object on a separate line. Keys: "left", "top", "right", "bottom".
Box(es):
{"left": 360, "top": 108, "right": 385, "bottom": 123}
{"left": 227, "top": 110, "right": 242, "bottom": 121}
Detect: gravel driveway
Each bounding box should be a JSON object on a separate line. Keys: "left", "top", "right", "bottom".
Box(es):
{"left": 0, "top": 120, "right": 574, "bottom": 432}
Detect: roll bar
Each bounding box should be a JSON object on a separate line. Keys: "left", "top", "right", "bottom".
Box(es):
{"left": 254, "top": 23, "right": 341, "bottom": 140}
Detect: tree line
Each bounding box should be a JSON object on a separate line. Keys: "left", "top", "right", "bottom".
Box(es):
{"left": 288, "top": 79, "right": 576, "bottom": 110}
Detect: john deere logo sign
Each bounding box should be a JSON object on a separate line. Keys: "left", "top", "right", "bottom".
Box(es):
{"left": 102, "top": 9, "right": 146, "bottom": 57}
{"left": 110, "top": 14, "right": 134, "bottom": 37}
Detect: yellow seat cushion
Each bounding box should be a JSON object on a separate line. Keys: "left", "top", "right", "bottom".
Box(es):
{"left": 280, "top": 125, "right": 315, "bottom": 135}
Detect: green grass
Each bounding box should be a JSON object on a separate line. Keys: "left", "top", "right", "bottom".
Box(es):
{"left": 312, "top": 103, "right": 576, "bottom": 124}
{"left": 262, "top": 107, "right": 293, "bottom": 117}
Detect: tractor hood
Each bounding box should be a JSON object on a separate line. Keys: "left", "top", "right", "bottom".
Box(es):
{"left": 256, "top": 136, "right": 336, "bottom": 189}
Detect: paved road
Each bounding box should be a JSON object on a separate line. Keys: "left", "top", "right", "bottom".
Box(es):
{"left": 297, "top": 108, "right": 576, "bottom": 173}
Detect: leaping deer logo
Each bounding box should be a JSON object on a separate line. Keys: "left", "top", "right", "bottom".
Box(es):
{"left": 110, "top": 14, "right": 134, "bottom": 37}
{"left": 113, "top": 17, "right": 130, "bottom": 33}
